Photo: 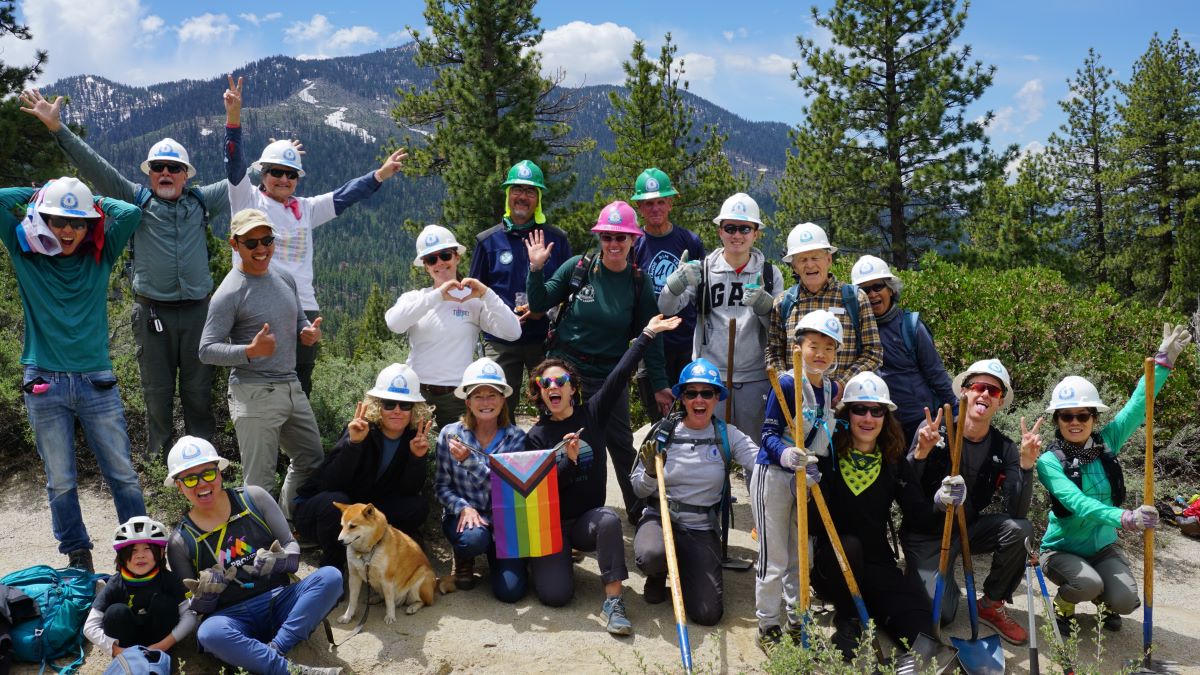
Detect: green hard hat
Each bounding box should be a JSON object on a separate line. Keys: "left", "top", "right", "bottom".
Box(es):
{"left": 630, "top": 168, "right": 679, "bottom": 201}
{"left": 502, "top": 160, "right": 546, "bottom": 190}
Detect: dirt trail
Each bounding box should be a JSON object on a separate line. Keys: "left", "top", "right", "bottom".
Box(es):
{"left": 4, "top": 427, "right": 1200, "bottom": 674}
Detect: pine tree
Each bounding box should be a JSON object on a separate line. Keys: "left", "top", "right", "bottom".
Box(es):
{"left": 390, "top": 0, "right": 585, "bottom": 243}
{"left": 0, "top": 0, "right": 64, "bottom": 185}
{"left": 353, "top": 283, "right": 395, "bottom": 361}
{"left": 1109, "top": 31, "right": 1200, "bottom": 309}
{"left": 778, "top": 0, "right": 1011, "bottom": 268}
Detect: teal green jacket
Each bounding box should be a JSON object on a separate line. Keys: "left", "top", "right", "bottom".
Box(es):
{"left": 528, "top": 254, "right": 667, "bottom": 389}
{"left": 1036, "top": 364, "right": 1169, "bottom": 556}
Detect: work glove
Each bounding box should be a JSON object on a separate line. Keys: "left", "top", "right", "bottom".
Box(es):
{"left": 743, "top": 274, "right": 774, "bottom": 316}
{"left": 1155, "top": 322, "right": 1192, "bottom": 369}
{"left": 934, "top": 475, "right": 966, "bottom": 510}
{"left": 803, "top": 454, "right": 822, "bottom": 487}
{"left": 248, "top": 540, "right": 293, "bottom": 577}
{"left": 183, "top": 564, "right": 238, "bottom": 614}
{"left": 638, "top": 438, "right": 663, "bottom": 478}
{"left": 665, "top": 251, "right": 702, "bottom": 295}
{"left": 1121, "top": 504, "right": 1160, "bottom": 531}
{"left": 780, "top": 446, "right": 805, "bottom": 471}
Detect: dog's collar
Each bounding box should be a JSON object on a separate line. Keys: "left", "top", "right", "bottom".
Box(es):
{"left": 355, "top": 540, "right": 381, "bottom": 569}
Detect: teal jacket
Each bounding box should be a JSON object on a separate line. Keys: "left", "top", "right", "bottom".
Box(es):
{"left": 1036, "top": 364, "right": 1169, "bottom": 556}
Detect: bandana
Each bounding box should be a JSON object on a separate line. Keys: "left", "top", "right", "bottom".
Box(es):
{"left": 20, "top": 183, "right": 106, "bottom": 261}
{"left": 1053, "top": 432, "right": 1102, "bottom": 463}
{"left": 284, "top": 197, "right": 302, "bottom": 220}
{"left": 120, "top": 564, "right": 161, "bottom": 587}
{"left": 839, "top": 449, "right": 881, "bottom": 496}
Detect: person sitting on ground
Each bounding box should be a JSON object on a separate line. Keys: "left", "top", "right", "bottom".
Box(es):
{"left": 850, "top": 255, "right": 957, "bottom": 445}
{"left": 434, "top": 358, "right": 528, "bottom": 593}
{"left": 901, "top": 358, "right": 1041, "bottom": 646}
{"left": 810, "top": 373, "right": 932, "bottom": 660}
{"left": 754, "top": 309, "right": 842, "bottom": 652}
{"left": 385, "top": 225, "right": 521, "bottom": 429}
{"left": 84, "top": 517, "right": 194, "bottom": 658}
{"left": 1038, "top": 323, "right": 1191, "bottom": 634}
{"left": 519, "top": 313, "right": 682, "bottom": 634}
{"left": 630, "top": 357, "right": 759, "bottom": 627}
{"left": 294, "top": 363, "right": 435, "bottom": 571}
{"left": 165, "top": 436, "right": 343, "bottom": 675}
{"left": 0, "top": 177, "right": 147, "bottom": 573}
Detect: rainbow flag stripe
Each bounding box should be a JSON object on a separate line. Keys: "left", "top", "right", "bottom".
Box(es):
{"left": 489, "top": 449, "right": 562, "bottom": 559}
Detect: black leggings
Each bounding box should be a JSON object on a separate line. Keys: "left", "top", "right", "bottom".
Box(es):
{"left": 102, "top": 594, "right": 178, "bottom": 647}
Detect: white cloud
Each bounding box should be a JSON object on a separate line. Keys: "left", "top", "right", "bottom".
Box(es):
{"left": 536, "top": 21, "right": 637, "bottom": 86}
{"left": 722, "top": 27, "right": 749, "bottom": 42}
{"left": 284, "top": 14, "right": 377, "bottom": 56}
{"left": 1005, "top": 140, "right": 1046, "bottom": 177}
{"left": 328, "top": 26, "right": 379, "bottom": 51}
{"left": 178, "top": 13, "right": 239, "bottom": 44}
{"left": 285, "top": 14, "right": 334, "bottom": 43}
{"left": 1021, "top": 54, "right": 1041, "bottom": 62}
{"left": 239, "top": 12, "right": 282, "bottom": 26}
{"left": 677, "top": 53, "right": 716, "bottom": 81}
{"left": 140, "top": 15, "right": 164, "bottom": 33}
{"left": 987, "top": 78, "right": 1045, "bottom": 134}
{"left": 724, "top": 53, "right": 793, "bottom": 76}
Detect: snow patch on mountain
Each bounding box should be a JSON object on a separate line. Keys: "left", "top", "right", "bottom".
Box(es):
{"left": 298, "top": 80, "right": 318, "bottom": 104}
{"left": 324, "top": 108, "right": 376, "bottom": 143}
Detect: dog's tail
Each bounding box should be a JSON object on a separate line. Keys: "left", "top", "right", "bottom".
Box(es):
{"left": 436, "top": 575, "right": 456, "bottom": 595}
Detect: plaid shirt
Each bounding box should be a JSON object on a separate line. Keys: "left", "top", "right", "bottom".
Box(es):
{"left": 765, "top": 274, "right": 883, "bottom": 389}
{"left": 434, "top": 421, "right": 528, "bottom": 516}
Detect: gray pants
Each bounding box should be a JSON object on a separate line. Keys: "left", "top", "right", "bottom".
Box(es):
{"left": 1042, "top": 544, "right": 1140, "bottom": 615}
{"left": 228, "top": 379, "right": 325, "bottom": 520}
{"left": 901, "top": 513, "right": 1033, "bottom": 624}
{"left": 717, "top": 378, "right": 771, "bottom": 444}
{"left": 483, "top": 339, "right": 545, "bottom": 414}
{"left": 751, "top": 464, "right": 802, "bottom": 630}
{"left": 131, "top": 298, "right": 215, "bottom": 460}
{"left": 635, "top": 516, "right": 724, "bottom": 626}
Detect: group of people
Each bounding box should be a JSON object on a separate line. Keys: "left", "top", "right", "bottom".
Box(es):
{"left": 2, "top": 72, "right": 1191, "bottom": 673}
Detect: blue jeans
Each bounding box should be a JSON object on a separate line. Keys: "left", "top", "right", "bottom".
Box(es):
{"left": 197, "top": 566, "right": 343, "bottom": 675}
{"left": 23, "top": 367, "right": 146, "bottom": 554}
{"left": 440, "top": 511, "right": 530, "bottom": 599}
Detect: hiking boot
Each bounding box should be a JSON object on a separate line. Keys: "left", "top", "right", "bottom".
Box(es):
{"left": 978, "top": 595, "right": 1028, "bottom": 645}
{"left": 785, "top": 619, "right": 805, "bottom": 646}
{"left": 1101, "top": 611, "right": 1123, "bottom": 632}
{"left": 830, "top": 614, "right": 862, "bottom": 661}
{"left": 758, "top": 625, "right": 783, "bottom": 655}
{"left": 67, "top": 549, "right": 94, "bottom": 574}
{"left": 643, "top": 574, "right": 666, "bottom": 605}
{"left": 453, "top": 555, "right": 476, "bottom": 590}
{"left": 1053, "top": 597, "right": 1076, "bottom": 636}
{"left": 601, "top": 596, "right": 633, "bottom": 636}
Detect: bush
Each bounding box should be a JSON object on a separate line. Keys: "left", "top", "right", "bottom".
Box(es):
{"left": 308, "top": 342, "right": 410, "bottom": 448}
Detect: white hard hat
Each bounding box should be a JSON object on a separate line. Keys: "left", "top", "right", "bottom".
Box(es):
{"left": 455, "top": 357, "right": 513, "bottom": 399}
{"left": 838, "top": 372, "right": 896, "bottom": 410}
{"left": 953, "top": 359, "right": 1014, "bottom": 409}
{"left": 36, "top": 177, "right": 100, "bottom": 219}
{"left": 795, "top": 309, "right": 844, "bottom": 346}
{"left": 412, "top": 224, "right": 467, "bottom": 267}
{"left": 113, "top": 516, "right": 169, "bottom": 550}
{"left": 367, "top": 363, "right": 425, "bottom": 403}
{"left": 164, "top": 435, "right": 229, "bottom": 487}
{"left": 712, "top": 193, "right": 763, "bottom": 227}
{"left": 251, "top": 139, "right": 305, "bottom": 177}
{"left": 1046, "top": 375, "right": 1110, "bottom": 413}
{"left": 851, "top": 255, "right": 896, "bottom": 286}
{"left": 140, "top": 138, "right": 197, "bottom": 178}
{"left": 783, "top": 222, "right": 836, "bottom": 262}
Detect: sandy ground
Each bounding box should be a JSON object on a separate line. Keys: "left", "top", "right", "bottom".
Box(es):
{"left": 5, "top": 425, "right": 1200, "bottom": 674}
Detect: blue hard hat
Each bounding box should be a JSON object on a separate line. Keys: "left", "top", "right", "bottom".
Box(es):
{"left": 672, "top": 358, "right": 728, "bottom": 401}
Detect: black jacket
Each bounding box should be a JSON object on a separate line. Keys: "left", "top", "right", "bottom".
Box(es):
{"left": 299, "top": 425, "right": 428, "bottom": 502}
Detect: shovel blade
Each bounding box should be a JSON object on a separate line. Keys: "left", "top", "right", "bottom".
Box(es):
{"left": 951, "top": 633, "right": 1005, "bottom": 675}
{"left": 908, "top": 632, "right": 959, "bottom": 675}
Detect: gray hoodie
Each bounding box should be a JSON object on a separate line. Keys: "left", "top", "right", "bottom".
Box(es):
{"left": 658, "top": 248, "right": 784, "bottom": 383}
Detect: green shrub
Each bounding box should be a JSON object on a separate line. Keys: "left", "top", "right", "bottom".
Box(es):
{"left": 308, "top": 342, "right": 410, "bottom": 448}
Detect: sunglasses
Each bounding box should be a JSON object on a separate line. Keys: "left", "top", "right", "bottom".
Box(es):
{"left": 861, "top": 282, "right": 888, "bottom": 294}
{"left": 177, "top": 467, "right": 219, "bottom": 488}
{"left": 422, "top": 249, "right": 455, "bottom": 266}
{"left": 1057, "top": 411, "right": 1095, "bottom": 423}
{"left": 510, "top": 185, "right": 538, "bottom": 196}
{"left": 847, "top": 403, "right": 886, "bottom": 418}
{"left": 47, "top": 217, "right": 89, "bottom": 231}
{"left": 965, "top": 381, "right": 1004, "bottom": 398}
{"left": 682, "top": 388, "right": 717, "bottom": 400}
{"left": 238, "top": 235, "right": 275, "bottom": 250}
{"left": 149, "top": 162, "right": 186, "bottom": 174}
{"left": 382, "top": 400, "right": 416, "bottom": 411}
{"left": 721, "top": 224, "right": 755, "bottom": 235}
{"left": 599, "top": 234, "right": 629, "bottom": 243}
{"left": 265, "top": 167, "right": 300, "bottom": 180}
{"left": 536, "top": 373, "right": 571, "bottom": 389}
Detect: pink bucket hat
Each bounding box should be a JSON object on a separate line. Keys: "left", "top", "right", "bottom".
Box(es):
{"left": 590, "top": 200, "right": 643, "bottom": 237}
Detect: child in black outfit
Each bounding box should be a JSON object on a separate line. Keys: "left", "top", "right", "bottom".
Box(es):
{"left": 83, "top": 516, "right": 195, "bottom": 656}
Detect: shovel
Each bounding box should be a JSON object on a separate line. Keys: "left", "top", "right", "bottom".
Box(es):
{"left": 656, "top": 453, "right": 693, "bottom": 674}
{"left": 1026, "top": 541, "right": 1042, "bottom": 675}
{"left": 951, "top": 456, "right": 1005, "bottom": 675}
{"left": 720, "top": 317, "right": 753, "bottom": 572}
{"left": 1027, "top": 536, "right": 1074, "bottom": 675}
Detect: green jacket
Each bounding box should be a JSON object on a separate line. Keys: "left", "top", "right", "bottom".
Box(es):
{"left": 53, "top": 126, "right": 228, "bottom": 301}
{"left": 1036, "top": 364, "right": 1169, "bottom": 556}
{"left": 528, "top": 254, "right": 667, "bottom": 389}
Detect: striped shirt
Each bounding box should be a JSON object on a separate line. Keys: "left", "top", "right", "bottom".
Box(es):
{"left": 434, "top": 421, "right": 528, "bottom": 516}
{"left": 765, "top": 274, "right": 883, "bottom": 389}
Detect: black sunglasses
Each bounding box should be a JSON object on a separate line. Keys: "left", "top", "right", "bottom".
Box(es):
{"left": 149, "top": 162, "right": 186, "bottom": 174}
{"left": 265, "top": 167, "right": 300, "bottom": 180}
{"left": 423, "top": 250, "right": 456, "bottom": 266}
{"left": 847, "top": 403, "right": 886, "bottom": 418}
{"left": 682, "top": 388, "right": 717, "bottom": 400}
{"left": 861, "top": 282, "right": 888, "bottom": 294}
{"left": 599, "top": 233, "right": 629, "bottom": 243}
{"left": 721, "top": 224, "right": 755, "bottom": 235}
{"left": 382, "top": 400, "right": 415, "bottom": 411}
{"left": 47, "top": 216, "right": 89, "bottom": 231}
{"left": 1057, "top": 411, "right": 1095, "bottom": 423}
{"left": 238, "top": 236, "right": 275, "bottom": 250}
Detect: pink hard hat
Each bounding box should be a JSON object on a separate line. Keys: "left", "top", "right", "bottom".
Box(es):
{"left": 590, "top": 200, "right": 643, "bottom": 237}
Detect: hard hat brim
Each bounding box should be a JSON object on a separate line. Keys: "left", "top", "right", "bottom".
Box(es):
{"left": 140, "top": 159, "right": 198, "bottom": 179}
{"left": 412, "top": 243, "right": 467, "bottom": 267}
{"left": 502, "top": 178, "right": 546, "bottom": 190}
{"left": 251, "top": 160, "right": 306, "bottom": 178}
{"left": 631, "top": 188, "right": 679, "bottom": 201}
{"left": 164, "top": 456, "right": 229, "bottom": 487}
{"left": 455, "top": 381, "right": 514, "bottom": 400}
{"left": 782, "top": 244, "right": 838, "bottom": 263}
{"left": 952, "top": 369, "right": 1014, "bottom": 409}
{"left": 366, "top": 386, "right": 426, "bottom": 403}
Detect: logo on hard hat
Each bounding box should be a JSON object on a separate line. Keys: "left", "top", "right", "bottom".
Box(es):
{"left": 987, "top": 361, "right": 1004, "bottom": 375}
{"left": 607, "top": 208, "right": 622, "bottom": 224}
{"left": 1058, "top": 386, "right": 1075, "bottom": 400}
{"left": 858, "top": 260, "right": 874, "bottom": 273}
{"left": 283, "top": 148, "right": 297, "bottom": 161}
{"left": 157, "top": 143, "right": 180, "bottom": 158}
{"left": 517, "top": 164, "right": 533, "bottom": 178}
{"left": 499, "top": 251, "right": 513, "bottom": 265}
{"left": 645, "top": 177, "right": 660, "bottom": 191}
{"left": 480, "top": 363, "right": 501, "bottom": 380}
{"left": 691, "top": 363, "right": 707, "bottom": 376}
{"left": 707, "top": 368, "right": 718, "bottom": 378}
{"left": 181, "top": 443, "right": 202, "bottom": 460}
{"left": 861, "top": 379, "right": 878, "bottom": 392}
{"left": 424, "top": 233, "right": 439, "bottom": 247}
{"left": 799, "top": 230, "right": 814, "bottom": 242}
{"left": 388, "top": 373, "right": 410, "bottom": 394}
{"left": 733, "top": 201, "right": 747, "bottom": 214}
{"left": 60, "top": 193, "right": 78, "bottom": 209}
{"left": 825, "top": 317, "right": 841, "bottom": 333}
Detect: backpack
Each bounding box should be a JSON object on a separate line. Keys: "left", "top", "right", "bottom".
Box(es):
{"left": 1047, "top": 443, "right": 1126, "bottom": 518}
{"left": 777, "top": 282, "right": 864, "bottom": 354}
{"left": 103, "top": 646, "right": 171, "bottom": 675}
{"left": 0, "top": 565, "right": 105, "bottom": 674}
{"left": 899, "top": 310, "right": 922, "bottom": 362}
{"left": 127, "top": 186, "right": 212, "bottom": 279}
{"left": 544, "top": 251, "right": 645, "bottom": 351}
{"left": 176, "top": 487, "right": 273, "bottom": 573}
{"left": 641, "top": 408, "right": 736, "bottom": 545}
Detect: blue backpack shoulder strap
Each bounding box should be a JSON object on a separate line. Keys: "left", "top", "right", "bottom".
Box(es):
{"left": 901, "top": 310, "right": 920, "bottom": 360}
{"left": 840, "top": 282, "right": 863, "bottom": 354}
{"left": 712, "top": 416, "right": 733, "bottom": 469}
{"left": 778, "top": 285, "right": 800, "bottom": 323}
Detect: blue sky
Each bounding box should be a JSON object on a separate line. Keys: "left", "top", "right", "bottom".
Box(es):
{"left": 3, "top": 0, "right": 1197, "bottom": 159}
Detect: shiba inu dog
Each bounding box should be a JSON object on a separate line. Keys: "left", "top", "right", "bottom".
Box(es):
{"left": 333, "top": 502, "right": 454, "bottom": 624}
